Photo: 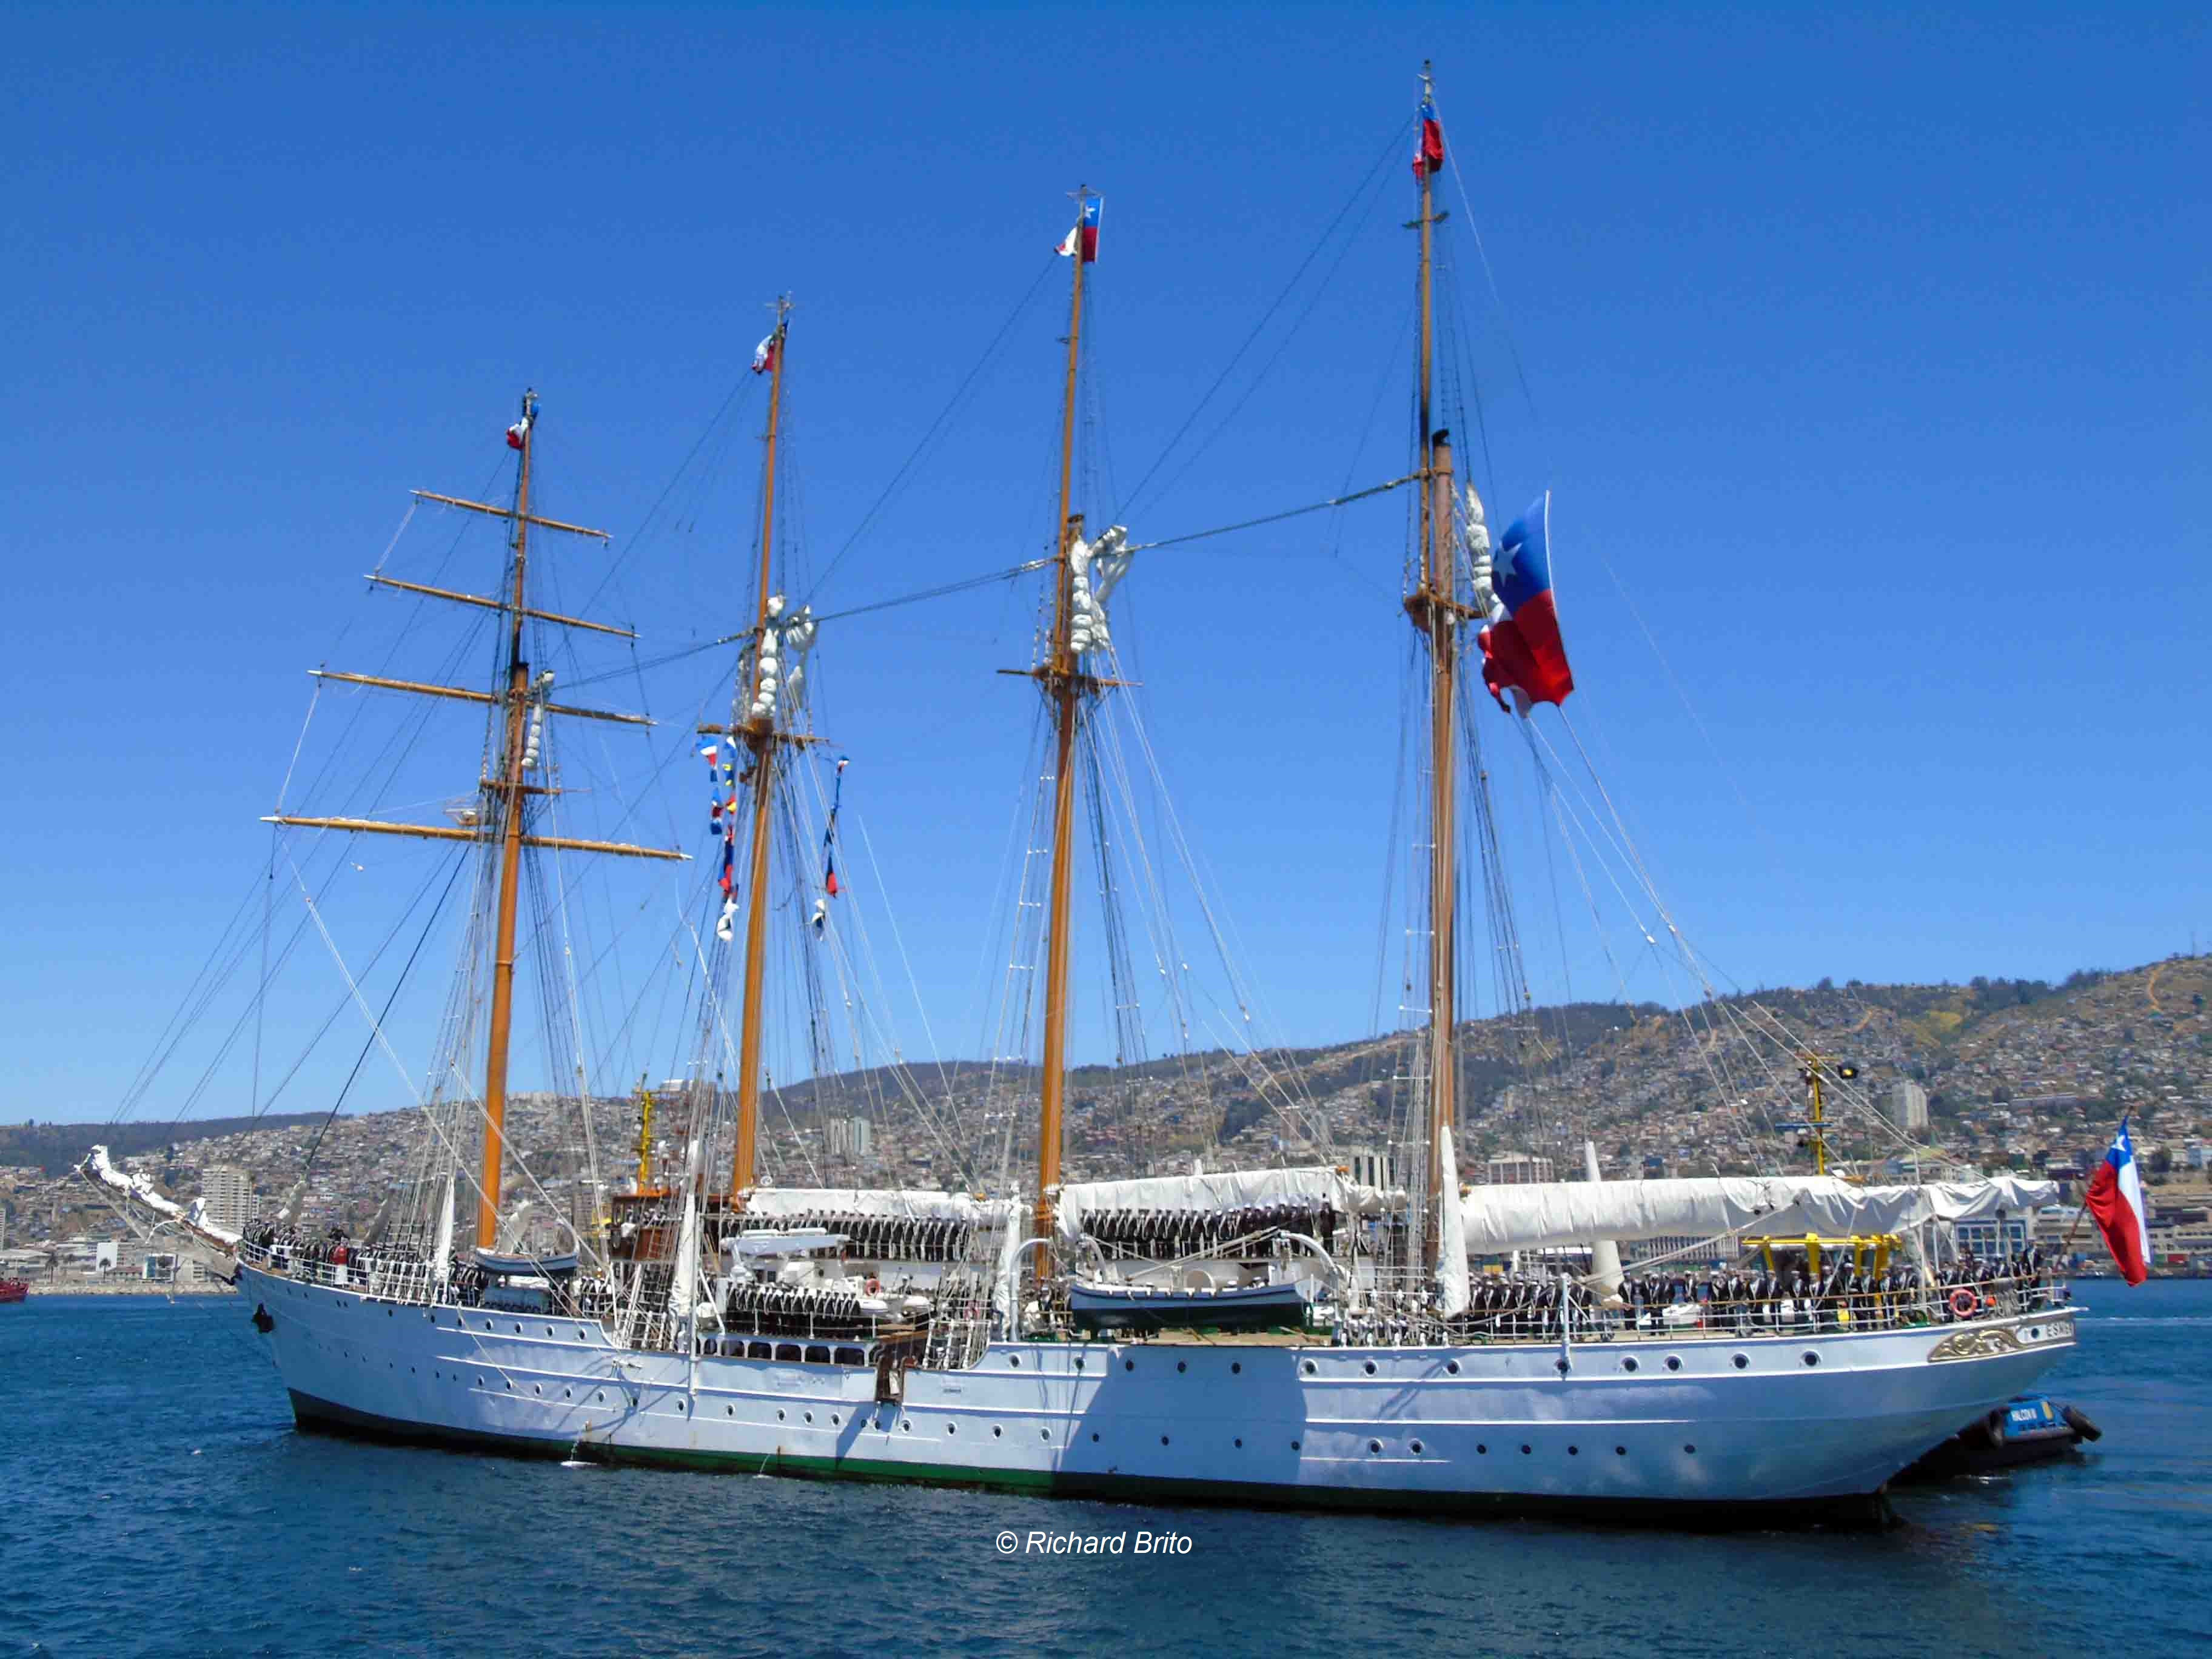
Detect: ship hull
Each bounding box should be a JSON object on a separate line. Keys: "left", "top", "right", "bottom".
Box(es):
{"left": 243, "top": 1264, "right": 2074, "bottom": 1527}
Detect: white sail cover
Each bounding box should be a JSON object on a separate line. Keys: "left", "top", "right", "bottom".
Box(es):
{"left": 1435, "top": 1127, "right": 1469, "bottom": 1315}
{"left": 431, "top": 1172, "right": 455, "bottom": 1287}
{"left": 1054, "top": 1166, "right": 1386, "bottom": 1248}
{"left": 669, "top": 1133, "right": 707, "bottom": 1322}
{"left": 82, "top": 1145, "right": 242, "bottom": 1250}
{"left": 992, "top": 1201, "right": 1030, "bottom": 1330}
{"left": 740, "top": 1187, "right": 1002, "bottom": 1222}
{"left": 1753, "top": 1177, "right": 2059, "bottom": 1239}
{"left": 1459, "top": 1175, "right": 1855, "bottom": 1254}
{"left": 1067, "top": 525, "right": 1132, "bottom": 657}
{"left": 1458, "top": 1174, "right": 2060, "bottom": 1254}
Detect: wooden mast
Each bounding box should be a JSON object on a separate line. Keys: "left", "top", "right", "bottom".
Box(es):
{"left": 476, "top": 387, "right": 540, "bottom": 1247}
{"left": 730, "top": 297, "right": 793, "bottom": 1198}
{"left": 1034, "top": 191, "right": 1090, "bottom": 1275}
{"left": 1408, "top": 64, "right": 1458, "bottom": 1275}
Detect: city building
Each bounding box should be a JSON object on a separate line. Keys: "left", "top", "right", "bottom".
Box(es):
{"left": 200, "top": 1166, "right": 258, "bottom": 1233}
{"left": 1888, "top": 1080, "right": 1931, "bottom": 1134}
{"left": 1346, "top": 1148, "right": 1396, "bottom": 1190}
{"left": 1487, "top": 1151, "right": 1555, "bottom": 1185}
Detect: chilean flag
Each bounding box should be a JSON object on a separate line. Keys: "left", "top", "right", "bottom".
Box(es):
{"left": 2085, "top": 1118, "right": 2152, "bottom": 1285}
{"left": 506, "top": 416, "right": 531, "bottom": 451}
{"left": 1056, "top": 195, "right": 1101, "bottom": 263}
{"left": 752, "top": 332, "right": 780, "bottom": 375}
{"left": 1477, "top": 492, "right": 1575, "bottom": 712}
{"left": 1413, "top": 99, "right": 1444, "bottom": 179}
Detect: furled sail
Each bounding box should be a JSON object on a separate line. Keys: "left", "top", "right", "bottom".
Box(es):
{"left": 1460, "top": 1175, "right": 1852, "bottom": 1254}
{"left": 1054, "top": 1166, "right": 1387, "bottom": 1248}
{"left": 1753, "top": 1178, "right": 2058, "bottom": 1239}
{"left": 1435, "top": 1125, "right": 1470, "bottom": 1315}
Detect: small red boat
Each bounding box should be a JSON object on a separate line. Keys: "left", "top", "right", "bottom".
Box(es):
{"left": 0, "top": 1279, "right": 28, "bottom": 1304}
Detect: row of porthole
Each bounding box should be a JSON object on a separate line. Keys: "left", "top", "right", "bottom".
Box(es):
{"left": 1286, "top": 1353, "right": 1823, "bottom": 1378}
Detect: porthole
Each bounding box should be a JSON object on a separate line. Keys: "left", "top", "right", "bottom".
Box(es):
{"left": 545, "top": 1326, "right": 554, "bottom": 1337}
{"left": 1568, "top": 1446, "right": 1580, "bottom": 1456}
{"left": 948, "top": 1423, "right": 957, "bottom": 1435}
{"left": 1039, "top": 1428, "right": 1049, "bottom": 1441}
{"left": 1291, "top": 1439, "right": 1302, "bottom": 1451}
{"left": 595, "top": 1390, "right": 605, "bottom": 1403}
{"left": 1074, "top": 1358, "right": 1085, "bottom": 1370}
{"left": 1369, "top": 1439, "right": 1382, "bottom": 1453}
{"left": 1125, "top": 1359, "right": 1136, "bottom": 1372}
{"left": 676, "top": 1403, "right": 686, "bottom": 1415}
{"left": 804, "top": 1412, "right": 814, "bottom": 1424}
{"left": 1615, "top": 1446, "right": 1627, "bottom": 1456}
{"left": 1520, "top": 1444, "right": 1532, "bottom": 1455}
{"left": 502, "top": 1380, "right": 511, "bottom": 1390}
{"left": 512, "top": 1323, "right": 521, "bottom": 1333}
{"left": 1684, "top": 1444, "right": 1697, "bottom": 1455}
{"left": 1234, "top": 1437, "right": 1244, "bottom": 1449}
{"left": 1177, "top": 1361, "right": 1187, "bottom": 1373}
{"left": 1803, "top": 1352, "right": 1820, "bottom": 1368}
{"left": 1363, "top": 1360, "right": 1377, "bottom": 1375}
{"left": 833, "top": 1415, "right": 842, "bottom": 1426}
{"left": 903, "top": 1421, "right": 913, "bottom": 1432}
{"left": 1231, "top": 1362, "right": 1241, "bottom": 1375}
{"left": 1665, "top": 1355, "right": 1682, "bottom": 1372}
{"left": 726, "top": 1406, "right": 734, "bottom": 1416}
{"left": 1091, "top": 1432, "right": 1101, "bottom": 1443}
{"left": 562, "top": 1387, "right": 570, "bottom": 1398}
{"left": 777, "top": 1410, "right": 786, "bottom": 1421}
{"left": 533, "top": 1384, "right": 541, "bottom": 1395}
{"left": 993, "top": 1426, "right": 1002, "bottom": 1438}
{"left": 1732, "top": 1353, "right": 1749, "bottom": 1370}
{"left": 1621, "top": 1357, "right": 1639, "bottom": 1373}
{"left": 1410, "top": 1439, "right": 1424, "bottom": 1454}
{"left": 1446, "top": 1360, "right": 1460, "bottom": 1375}
{"left": 1476, "top": 1443, "right": 1487, "bottom": 1455}
{"left": 1302, "top": 1360, "right": 1317, "bottom": 1375}
{"left": 1161, "top": 1435, "right": 1170, "bottom": 1446}
{"left": 1009, "top": 1355, "right": 1021, "bottom": 1368}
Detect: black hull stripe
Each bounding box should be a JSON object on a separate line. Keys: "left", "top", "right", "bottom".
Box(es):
{"left": 286, "top": 1389, "right": 1895, "bottom": 1531}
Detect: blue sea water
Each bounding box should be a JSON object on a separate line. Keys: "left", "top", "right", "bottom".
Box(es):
{"left": 2, "top": 1279, "right": 2205, "bottom": 1659}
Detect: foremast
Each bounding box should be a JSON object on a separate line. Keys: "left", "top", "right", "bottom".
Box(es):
{"left": 1403, "top": 64, "right": 1463, "bottom": 1276}
{"left": 265, "top": 389, "right": 684, "bottom": 1250}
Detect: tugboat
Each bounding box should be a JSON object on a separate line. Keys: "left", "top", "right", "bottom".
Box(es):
{"left": 1898, "top": 1393, "right": 2102, "bottom": 1481}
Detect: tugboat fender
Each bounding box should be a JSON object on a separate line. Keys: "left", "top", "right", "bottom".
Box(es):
{"left": 2062, "top": 1404, "right": 2103, "bottom": 1443}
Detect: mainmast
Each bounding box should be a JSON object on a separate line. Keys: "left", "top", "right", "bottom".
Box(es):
{"left": 1406, "top": 64, "right": 1460, "bottom": 1273}
{"left": 729, "top": 298, "right": 793, "bottom": 1197}
{"left": 1034, "top": 190, "right": 1093, "bottom": 1273}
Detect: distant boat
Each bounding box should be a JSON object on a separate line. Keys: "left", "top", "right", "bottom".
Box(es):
{"left": 0, "top": 1279, "right": 27, "bottom": 1304}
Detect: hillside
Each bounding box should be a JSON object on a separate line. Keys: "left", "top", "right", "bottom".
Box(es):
{"left": 12, "top": 956, "right": 2206, "bottom": 1244}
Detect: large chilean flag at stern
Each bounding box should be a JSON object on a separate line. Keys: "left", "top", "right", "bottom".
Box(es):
{"left": 2085, "top": 1118, "right": 2152, "bottom": 1285}
{"left": 1478, "top": 492, "right": 1575, "bottom": 712}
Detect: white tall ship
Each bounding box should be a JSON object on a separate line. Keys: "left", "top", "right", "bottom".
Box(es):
{"left": 90, "top": 67, "right": 2076, "bottom": 1525}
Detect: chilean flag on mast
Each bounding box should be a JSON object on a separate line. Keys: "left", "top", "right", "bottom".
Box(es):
{"left": 1477, "top": 493, "right": 1575, "bottom": 712}
{"left": 1056, "top": 194, "right": 1101, "bottom": 262}
{"left": 752, "top": 332, "right": 781, "bottom": 375}
{"left": 1413, "top": 98, "right": 1444, "bottom": 179}
{"left": 2084, "top": 1118, "right": 2152, "bottom": 1285}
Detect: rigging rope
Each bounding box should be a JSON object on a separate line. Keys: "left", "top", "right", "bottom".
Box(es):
{"left": 1122, "top": 473, "right": 1421, "bottom": 554}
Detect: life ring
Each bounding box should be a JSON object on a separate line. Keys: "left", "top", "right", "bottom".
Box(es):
{"left": 1948, "top": 1289, "right": 1977, "bottom": 1319}
{"left": 865, "top": 1276, "right": 881, "bottom": 1295}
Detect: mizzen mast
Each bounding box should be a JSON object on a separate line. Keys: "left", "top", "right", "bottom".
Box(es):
{"left": 1034, "top": 189, "right": 1096, "bottom": 1275}
{"left": 1404, "top": 64, "right": 1461, "bottom": 1274}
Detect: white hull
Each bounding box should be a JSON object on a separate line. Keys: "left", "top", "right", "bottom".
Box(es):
{"left": 241, "top": 1264, "right": 2074, "bottom": 1522}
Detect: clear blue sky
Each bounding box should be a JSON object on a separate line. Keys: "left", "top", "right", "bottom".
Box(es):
{"left": 4, "top": 4, "right": 2206, "bottom": 1123}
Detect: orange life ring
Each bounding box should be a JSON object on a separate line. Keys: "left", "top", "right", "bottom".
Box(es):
{"left": 1948, "top": 1288, "right": 1976, "bottom": 1318}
